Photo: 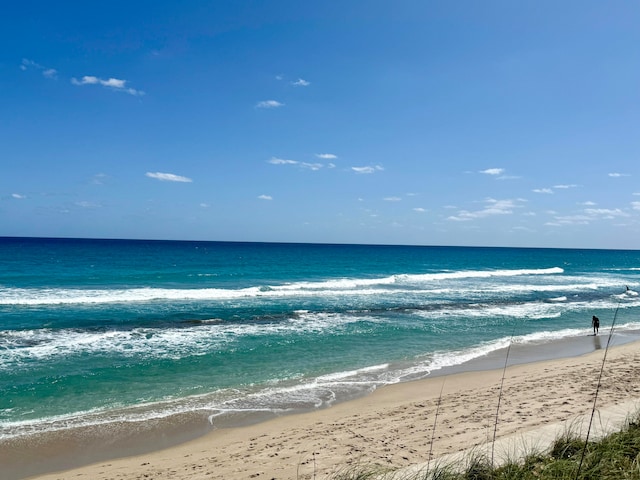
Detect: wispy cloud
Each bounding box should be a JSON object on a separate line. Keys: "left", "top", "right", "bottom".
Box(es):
{"left": 75, "top": 201, "right": 100, "bottom": 208}
{"left": 584, "top": 208, "right": 629, "bottom": 218}
{"left": 413, "top": 207, "right": 426, "bottom": 213}
{"left": 513, "top": 226, "right": 536, "bottom": 233}
{"left": 145, "top": 172, "right": 193, "bottom": 183}
{"left": 384, "top": 197, "right": 402, "bottom": 202}
{"left": 547, "top": 206, "right": 631, "bottom": 227}
{"left": 301, "top": 163, "right": 323, "bottom": 171}
{"left": 256, "top": 100, "right": 284, "bottom": 109}
{"left": 268, "top": 157, "right": 327, "bottom": 171}
{"left": 608, "top": 172, "right": 630, "bottom": 177}
{"left": 316, "top": 153, "right": 337, "bottom": 159}
{"left": 275, "top": 74, "right": 310, "bottom": 87}
{"left": 21, "top": 60, "right": 145, "bottom": 97}
{"left": 480, "top": 168, "right": 505, "bottom": 176}
{"left": 534, "top": 184, "right": 579, "bottom": 194}
{"left": 21, "top": 58, "right": 58, "bottom": 79}
{"left": 545, "top": 215, "right": 591, "bottom": 226}
{"left": 268, "top": 157, "right": 298, "bottom": 165}
{"left": 447, "top": 198, "right": 523, "bottom": 222}
{"left": 352, "top": 165, "right": 384, "bottom": 174}
{"left": 11, "top": 193, "right": 26, "bottom": 199}
{"left": 72, "top": 75, "right": 144, "bottom": 96}
{"left": 258, "top": 194, "right": 273, "bottom": 200}
{"left": 632, "top": 202, "right": 640, "bottom": 211}
{"left": 91, "top": 173, "right": 110, "bottom": 185}
{"left": 479, "top": 167, "right": 519, "bottom": 180}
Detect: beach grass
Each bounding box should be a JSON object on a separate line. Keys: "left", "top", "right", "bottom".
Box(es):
{"left": 328, "top": 410, "right": 640, "bottom": 480}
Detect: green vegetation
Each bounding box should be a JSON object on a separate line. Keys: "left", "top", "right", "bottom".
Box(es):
{"left": 328, "top": 412, "right": 640, "bottom": 480}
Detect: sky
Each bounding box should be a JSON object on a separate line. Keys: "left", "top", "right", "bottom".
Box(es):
{"left": 2, "top": 1, "right": 640, "bottom": 249}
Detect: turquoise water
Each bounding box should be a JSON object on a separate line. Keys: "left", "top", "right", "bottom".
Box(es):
{"left": 1, "top": 237, "right": 640, "bottom": 443}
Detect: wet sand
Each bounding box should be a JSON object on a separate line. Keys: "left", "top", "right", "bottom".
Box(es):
{"left": 19, "top": 337, "right": 640, "bottom": 480}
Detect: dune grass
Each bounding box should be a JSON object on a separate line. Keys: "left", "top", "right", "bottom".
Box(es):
{"left": 327, "top": 411, "right": 640, "bottom": 480}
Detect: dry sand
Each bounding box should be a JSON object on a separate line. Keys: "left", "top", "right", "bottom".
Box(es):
{"left": 26, "top": 340, "right": 640, "bottom": 480}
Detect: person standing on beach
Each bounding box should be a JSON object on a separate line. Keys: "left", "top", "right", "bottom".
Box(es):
{"left": 592, "top": 315, "right": 600, "bottom": 335}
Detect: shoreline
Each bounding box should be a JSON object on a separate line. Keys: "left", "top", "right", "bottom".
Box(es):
{"left": 10, "top": 334, "right": 640, "bottom": 480}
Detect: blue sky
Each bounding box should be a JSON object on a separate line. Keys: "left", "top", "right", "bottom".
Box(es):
{"left": 2, "top": 1, "right": 639, "bottom": 248}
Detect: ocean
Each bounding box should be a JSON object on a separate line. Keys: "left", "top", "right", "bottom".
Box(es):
{"left": 1, "top": 237, "right": 640, "bottom": 474}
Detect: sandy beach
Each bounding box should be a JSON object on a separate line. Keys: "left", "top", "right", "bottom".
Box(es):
{"left": 18, "top": 338, "right": 640, "bottom": 480}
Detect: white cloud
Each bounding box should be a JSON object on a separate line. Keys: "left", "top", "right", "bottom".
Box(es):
{"left": 480, "top": 168, "right": 505, "bottom": 175}
{"left": 384, "top": 197, "right": 402, "bottom": 202}
{"left": 101, "top": 78, "right": 126, "bottom": 88}
{"left": 584, "top": 208, "right": 629, "bottom": 218}
{"left": 21, "top": 59, "right": 57, "bottom": 79}
{"left": 300, "top": 162, "right": 323, "bottom": 171}
{"left": 91, "top": 173, "right": 110, "bottom": 185}
{"left": 316, "top": 153, "right": 337, "bottom": 159}
{"left": 258, "top": 194, "right": 273, "bottom": 200}
{"left": 546, "top": 215, "right": 591, "bottom": 226}
{"left": 478, "top": 168, "right": 519, "bottom": 180}
{"left": 256, "top": 100, "right": 284, "bottom": 108}
{"left": 72, "top": 76, "right": 99, "bottom": 85}
{"left": 608, "top": 172, "right": 630, "bottom": 177}
{"left": 42, "top": 68, "right": 58, "bottom": 79}
{"left": 72, "top": 75, "right": 144, "bottom": 96}
{"left": 268, "top": 157, "right": 298, "bottom": 165}
{"left": 546, "top": 206, "right": 630, "bottom": 227}
{"left": 447, "top": 198, "right": 522, "bottom": 221}
{"left": 534, "top": 185, "right": 578, "bottom": 194}
{"left": 352, "top": 165, "right": 384, "bottom": 174}
{"left": 11, "top": 193, "right": 26, "bottom": 199}
{"left": 145, "top": 172, "right": 193, "bottom": 183}
{"left": 579, "top": 201, "right": 597, "bottom": 206}
{"left": 75, "top": 201, "right": 100, "bottom": 208}
{"left": 631, "top": 202, "right": 640, "bottom": 211}
{"left": 200, "top": 203, "right": 210, "bottom": 208}
{"left": 291, "top": 78, "right": 310, "bottom": 86}
{"left": 268, "top": 157, "right": 323, "bottom": 171}
{"left": 413, "top": 207, "right": 426, "bottom": 212}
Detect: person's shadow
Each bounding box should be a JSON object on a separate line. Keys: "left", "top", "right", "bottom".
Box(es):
{"left": 593, "top": 334, "right": 602, "bottom": 350}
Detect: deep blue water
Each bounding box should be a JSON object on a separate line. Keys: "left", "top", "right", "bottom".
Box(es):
{"left": 1, "top": 237, "right": 639, "bottom": 442}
